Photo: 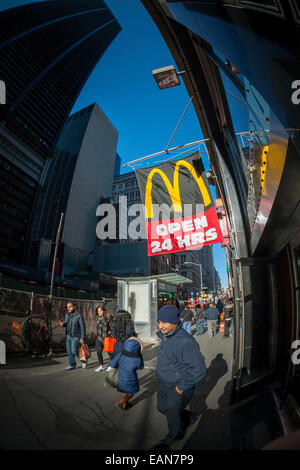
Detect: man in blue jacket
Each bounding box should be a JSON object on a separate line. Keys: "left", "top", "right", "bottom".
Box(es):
{"left": 59, "top": 302, "right": 87, "bottom": 370}
{"left": 155, "top": 305, "right": 207, "bottom": 447}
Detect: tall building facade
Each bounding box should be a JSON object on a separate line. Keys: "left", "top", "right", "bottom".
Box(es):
{"left": 176, "top": 244, "right": 216, "bottom": 298}
{"left": 175, "top": 250, "right": 201, "bottom": 298}
{"left": 0, "top": 0, "right": 121, "bottom": 265}
{"left": 31, "top": 103, "right": 118, "bottom": 276}
{"left": 213, "top": 266, "right": 222, "bottom": 293}
{"left": 199, "top": 245, "right": 215, "bottom": 293}
{"left": 114, "top": 153, "right": 121, "bottom": 177}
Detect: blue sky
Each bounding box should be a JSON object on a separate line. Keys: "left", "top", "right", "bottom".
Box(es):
{"left": 1, "top": 0, "right": 251, "bottom": 288}
{"left": 72, "top": 0, "right": 236, "bottom": 289}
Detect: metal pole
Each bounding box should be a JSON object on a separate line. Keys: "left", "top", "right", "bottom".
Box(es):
{"left": 48, "top": 212, "right": 64, "bottom": 357}
{"left": 200, "top": 264, "right": 203, "bottom": 298}
{"left": 165, "top": 96, "right": 193, "bottom": 152}
{"left": 122, "top": 129, "right": 269, "bottom": 169}
{"left": 122, "top": 138, "right": 210, "bottom": 168}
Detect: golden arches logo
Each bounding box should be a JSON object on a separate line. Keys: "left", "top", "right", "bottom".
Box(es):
{"left": 145, "top": 159, "right": 211, "bottom": 219}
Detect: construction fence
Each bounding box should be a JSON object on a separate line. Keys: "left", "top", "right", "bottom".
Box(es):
{"left": 0, "top": 287, "right": 117, "bottom": 353}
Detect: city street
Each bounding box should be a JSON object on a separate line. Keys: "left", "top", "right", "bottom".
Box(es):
{"left": 0, "top": 326, "right": 234, "bottom": 451}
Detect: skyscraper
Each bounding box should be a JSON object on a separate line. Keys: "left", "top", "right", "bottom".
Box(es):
{"left": 31, "top": 103, "right": 118, "bottom": 276}
{"left": 0, "top": 0, "right": 121, "bottom": 265}
{"left": 0, "top": 0, "right": 121, "bottom": 152}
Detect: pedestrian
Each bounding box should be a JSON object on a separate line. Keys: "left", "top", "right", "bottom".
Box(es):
{"left": 110, "top": 336, "right": 144, "bottom": 410}
{"left": 154, "top": 305, "right": 207, "bottom": 448}
{"left": 58, "top": 302, "right": 87, "bottom": 370}
{"left": 223, "top": 298, "right": 234, "bottom": 338}
{"left": 107, "top": 310, "right": 137, "bottom": 372}
{"left": 195, "top": 304, "right": 205, "bottom": 335}
{"left": 216, "top": 298, "right": 224, "bottom": 325}
{"left": 182, "top": 305, "right": 194, "bottom": 334}
{"left": 94, "top": 305, "right": 112, "bottom": 372}
{"left": 204, "top": 302, "right": 219, "bottom": 337}
{"left": 106, "top": 310, "right": 115, "bottom": 332}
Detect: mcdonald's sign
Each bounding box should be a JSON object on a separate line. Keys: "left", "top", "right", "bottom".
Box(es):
{"left": 135, "top": 152, "right": 224, "bottom": 256}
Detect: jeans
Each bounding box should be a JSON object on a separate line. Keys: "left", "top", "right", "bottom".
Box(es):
{"left": 196, "top": 319, "right": 204, "bottom": 335}
{"left": 66, "top": 336, "right": 86, "bottom": 368}
{"left": 95, "top": 337, "right": 113, "bottom": 365}
{"left": 157, "top": 383, "right": 194, "bottom": 441}
{"left": 207, "top": 320, "right": 217, "bottom": 337}
{"left": 182, "top": 321, "right": 192, "bottom": 334}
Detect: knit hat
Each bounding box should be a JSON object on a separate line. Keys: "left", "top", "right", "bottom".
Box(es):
{"left": 157, "top": 305, "right": 180, "bottom": 325}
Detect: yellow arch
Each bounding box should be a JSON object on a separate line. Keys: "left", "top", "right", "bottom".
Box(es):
{"left": 145, "top": 159, "right": 211, "bottom": 219}
{"left": 260, "top": 145, "right": 269, "bottom": 191}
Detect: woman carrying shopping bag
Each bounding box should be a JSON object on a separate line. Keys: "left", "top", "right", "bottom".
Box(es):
{"left": 94, "top": 305, "right": 113, "bottom": 372}
{"left": 109, "top": 335, "right": 144, "bottom": 410}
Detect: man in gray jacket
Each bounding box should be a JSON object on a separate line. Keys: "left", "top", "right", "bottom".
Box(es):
{"left": 154, "top": 305, "right": 207, "bottom": 448}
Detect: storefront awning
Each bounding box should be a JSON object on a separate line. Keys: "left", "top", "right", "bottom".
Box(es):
{"left": 115, "top": 272, "right": 192, "bottom": 286}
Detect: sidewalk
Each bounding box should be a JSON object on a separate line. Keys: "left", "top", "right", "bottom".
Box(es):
{"left": 0, "top": 327, "right": 282, "bottom": 450}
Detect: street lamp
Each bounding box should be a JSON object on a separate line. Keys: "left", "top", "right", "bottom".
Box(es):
{"left": 152, "top": 65, "right": 181, "bottom": 90}
{"left": 183, "top": 262, "right": 203, "bottom": 298}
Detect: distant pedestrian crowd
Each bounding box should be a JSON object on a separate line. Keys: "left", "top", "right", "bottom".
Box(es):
{"left": 179, "top": 296, "right": 234, "bottom": 339}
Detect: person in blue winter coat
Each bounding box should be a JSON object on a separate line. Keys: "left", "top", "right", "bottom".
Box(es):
{"left": 110, "top": 336, "right": 144, "bottom": 410}
{"left": 154, "top": 305, "right": 207, "bottom": 448}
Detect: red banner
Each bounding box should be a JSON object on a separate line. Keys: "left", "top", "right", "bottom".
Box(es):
{"left": 135, "top": 153, "right": 224, "bottom": 256}
{"left": 147, "top": 206, "right": 223, "bottom": 256}
{"left": 217, "top": 211, "right": 230, "bottom": 247}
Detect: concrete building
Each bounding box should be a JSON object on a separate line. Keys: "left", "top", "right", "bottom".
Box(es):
{"left": 175, "top": 244, "right": 216, "bottom": 298}
{"left": 199, "top": 245, "right": 215, "bottom": 293}
{"left": 31, "top": 103, "right": 118, "bottom": 277}
{"left": 0, "top": 0, "right": 120, "bottom": 267}
{"left": 213, "top": 265, "right": 222, "bottom": 294}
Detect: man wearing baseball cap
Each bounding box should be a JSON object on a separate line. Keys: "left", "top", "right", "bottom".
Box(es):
{"left": 154, "top": 304, "right": 207, "bottom": 448}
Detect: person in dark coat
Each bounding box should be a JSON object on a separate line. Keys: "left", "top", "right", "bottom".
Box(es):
{"left": 94, "top": 305, "right": 112, "bottom": 372}
{"left": 195, "top": 304, "right": 205, "bottom": 335}
{"left": 110, "top": 336, "right": 144, "bottom": 410}
{"left": 182, "top": 306, "right": 194, "bottom": 334}
{"left": 216, "top": 299, "right": 224, "bottom": 325}
{"left": 107, "top": 310, "right": 137, "bottom": 372}
{"left": 223, "top": 298, "right": 234, "bottom": 338}
{"left": 58, "top": 302, "right": 86, "bottom": 370}
{"left": 154, "top": 305, "right": 207, "bottom": 448}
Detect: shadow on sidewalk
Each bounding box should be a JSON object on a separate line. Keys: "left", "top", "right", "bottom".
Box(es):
{"left": 3, "top": 354, "right": 61, "bottom": 369}
{"left": 184, "top": 352, "right": 233, "bottom": 450}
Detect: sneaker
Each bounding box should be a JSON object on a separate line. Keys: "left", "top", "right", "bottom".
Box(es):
{"left": 81, "top": 362, "right": 87, "bottom": 369}
{"left": 106, "top": 366, "right": 113, "bottom": 372}
{"left": 65, "top": 366, "right": 76, "bottom": 370}
{"left": 95, "top": 365, "right": 106, "bottom": 372}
